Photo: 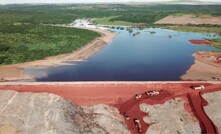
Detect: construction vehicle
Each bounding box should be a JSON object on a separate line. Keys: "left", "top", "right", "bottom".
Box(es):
{"left": 135, "top": 94, "right": 142, "bottom": 99}
{"left": 212, "top": 76, "right": 220, "bottom": 81}
{"left": 190, "top": 85, "right": 205, "bottom": 90}
{"left": 134, "top": 119, "right": 142, "bottom": 133}
{"left": 145, "top": 90, "right": 159, "bottom": 96}
{"left": 124, "top": 113, "right": 130, "bottom": 120}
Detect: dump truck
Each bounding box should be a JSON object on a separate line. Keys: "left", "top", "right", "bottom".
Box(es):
{"left": 145, "top": 90, "right": 159, "bottom": 96}
{"left": 190, "top": 85, "right": 205, "bottom": 90}
{"left": 135, "top": 94, "right": 142, "bottom": 99}
{"left": 124, "top": 113, "right": 130, "bottom": 120}
{"left": 134, "top": 119, "right": 142, "bottom": 133}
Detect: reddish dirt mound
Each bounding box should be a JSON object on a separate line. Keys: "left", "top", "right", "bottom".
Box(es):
{"left": 189, "top": 40, "right": 214, "bottom": 45}
{"left": 0, "top": 82, "right": 196, "bottom": 106}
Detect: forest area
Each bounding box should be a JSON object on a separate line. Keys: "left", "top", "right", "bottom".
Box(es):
{"left": 1, "top": 4, "right": 221, "bottom": 65}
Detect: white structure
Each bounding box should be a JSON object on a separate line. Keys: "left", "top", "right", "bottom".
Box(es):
{"left": 146, "top": 91, "right": 160, "bottom": 96}
{"left": 71, "top": 18, "right": 92, "bottom": 27}
{"left": 191, "top": 85, "right": 205, "bottom": 90}
{"left": 135, "top": 94, "right": 142, "bottom": 99}
{"left": 70, "top": 18, "right": 108, "bottom": 30}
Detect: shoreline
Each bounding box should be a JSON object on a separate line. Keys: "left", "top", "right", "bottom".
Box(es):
{"left": 181, "top": 51, "right": 221, "bottom": 81}
{"left": 0, "top": 26, "right": 116, "bottom": 81}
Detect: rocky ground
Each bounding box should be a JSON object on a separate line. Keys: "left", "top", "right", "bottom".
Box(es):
{"left": 140, "top": 98, "right": 201, "bottom": 134}
{"left": 203, "top": 91, "right": 221, "bottom": 132}
{"left": 0, "top": 90, "right": 129, "bottom": 134}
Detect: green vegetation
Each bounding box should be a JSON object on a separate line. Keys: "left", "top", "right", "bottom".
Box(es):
{"left": 167, "top": 26, "right": 221, "bottom": 52}
{"left": 0, "top": 5, "right": 103, "bottom": 65}
{"left": 207, "top": 38, "right": 221, "bottom": 50}
{"left": 1, "top": 4, "right": 221, "bottom": 26}
{"left": 0, "top": 24, "right": 100, "bottom": 65}
{"left": 1, "top": 4, "right": 221, "bottom": 65}
{"left": 164, "top": 25, "right": 221, "bottom": 34}
{"left": 107, "top": 5, "right": 221, "bottom": 26}
{"left": 93, "top": 16, "right": 133, "bottom": 26}
{"left": 208, "top": 38, "right": 221, "bottom": 44}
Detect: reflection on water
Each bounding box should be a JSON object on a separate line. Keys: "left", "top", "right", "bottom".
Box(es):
{"left": 25, "top": 28, "right": 220, "bottom": 81}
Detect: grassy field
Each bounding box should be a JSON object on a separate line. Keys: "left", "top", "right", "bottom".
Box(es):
{"left": 93, "top": 16, "right": 133, "bottom": 26}
{"left": 207, "top": 38, "right": 221, "bottom": 50}
{"left": 164, "top": 25, "right": 221, "bottom": 34}
{"left": 208, "top": 38, "right": 221, "bottom": 45}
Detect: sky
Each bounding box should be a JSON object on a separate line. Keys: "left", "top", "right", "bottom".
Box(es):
{"left": 1, "top": 0, "right": 221, "bottom": 4}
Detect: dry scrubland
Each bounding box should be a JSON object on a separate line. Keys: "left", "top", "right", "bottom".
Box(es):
{"left": 155, "top": 14, "right": 221, "bottom": 25}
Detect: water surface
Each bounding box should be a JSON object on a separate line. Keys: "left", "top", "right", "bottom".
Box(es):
{"left": 25, "top": 28, "right": 220, "bottom": 81}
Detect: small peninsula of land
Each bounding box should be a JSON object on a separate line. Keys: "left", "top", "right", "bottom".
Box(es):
{"left": 0, "top": 27, "right": 116, "bottom": 81}
{"left": 182, "top": 39, "right": 221, "bottom": 81}
{"left": 182, "top": 51, "right": 221, "bottom": 81}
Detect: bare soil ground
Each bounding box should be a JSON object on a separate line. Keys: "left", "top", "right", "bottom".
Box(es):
{"left": 189, "top": 40, "right": 214, "bottom": 46}
{"left": 203, "top": 91, "right": 221, "bottom": 132}
{"left": 140, "top": 98, "right": 201, "bottom": 134}
{"left": 0, "top": 82, "right": 209, "bottom": 106}
{"left": 0, "top": 82, "right": 220, "bottom": 134}
{"left": 155, "top": 14, "right": 221, "bottom": 25}
{"left": 182, "top": 52, "right": 221, "bottom": 81}
{"left": 0, "top": 27, "right": 116, "bottom": 81}
{"left": 0, "top": 125, "right": 16, "bottom": 134}
{"left": 0, "top": 90, "right": 129, "bottom": 134}
{"left": 1, "top": 82, "right": 221, "bottom": 133}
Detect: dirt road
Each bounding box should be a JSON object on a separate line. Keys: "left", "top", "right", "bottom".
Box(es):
{"left": 0, "top": 82, "right": 220, "bottom": 134}
{"left": 188, "top": 93, "right": 217, "bottom": 133}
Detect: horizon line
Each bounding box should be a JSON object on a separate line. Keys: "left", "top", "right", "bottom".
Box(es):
{"left": 1, "top": 1, "right": 221, "bottom": 5}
